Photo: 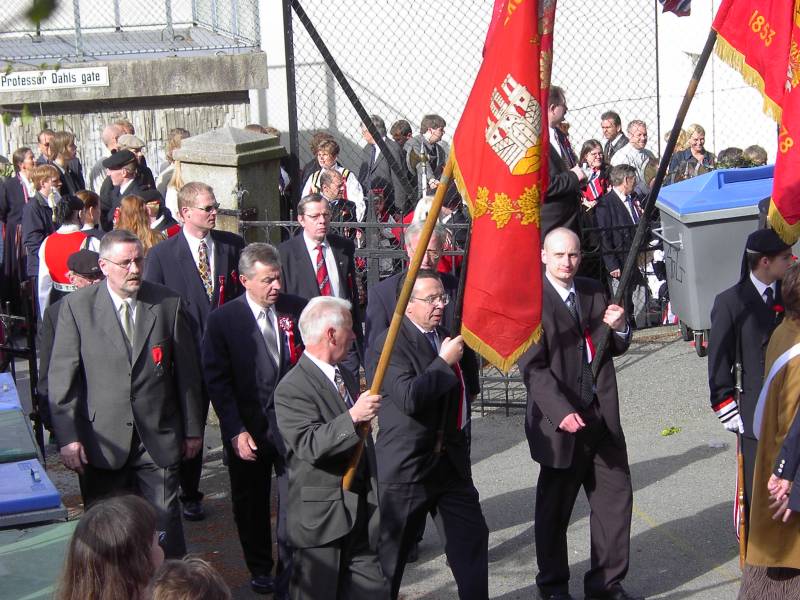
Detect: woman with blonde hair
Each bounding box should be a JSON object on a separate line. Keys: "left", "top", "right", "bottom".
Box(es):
{"left": 665, "top": 123, "right": 715, "bottom": 185}
{"left": 115, "top": 194, "right": 165, "bottom": 254}
{"left": 55, "top": 495, "right": 164, "bottom": 600}
{"left": 51, "top": 131, "right": 85, "bottom": 194}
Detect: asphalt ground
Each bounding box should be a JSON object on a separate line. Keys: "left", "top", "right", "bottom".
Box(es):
{"left": 11, "top": 325, "right": 743, "bottom": 599}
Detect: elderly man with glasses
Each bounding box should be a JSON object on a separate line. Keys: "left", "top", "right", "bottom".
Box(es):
{"left": 368, "top": 269, "right": 489, "bottom": 600}
{"left": 48, "top": 229, "right": 204, "bottom": 558}
{"left": 144, "top": 180, "right": 245, "bottom": 522}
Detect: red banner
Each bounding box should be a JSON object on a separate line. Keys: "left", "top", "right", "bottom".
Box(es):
{"left": 713, "top": 1, "right": 800, "bottom": 242}
{"left": 452, "top": 0, "right": 555, "bottom": 372}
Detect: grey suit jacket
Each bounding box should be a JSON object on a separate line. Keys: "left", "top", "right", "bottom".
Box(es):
{"left": 48, "top": 280, "right": 203, "bottom": 470}
{"left": 274, "top": 354, "right": 380, "bottom": 550}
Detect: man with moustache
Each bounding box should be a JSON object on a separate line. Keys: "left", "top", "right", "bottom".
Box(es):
{"left": 518, "top": 228, "right": 640, "bottom": 600}
{"left": 202, "top": 243, "right": 305, "bottom": 597}
{"left": 610, "top": 120, "right": 657, "bottom": 197}
{"left": 370, "top": 270, "right": 489, "bottom": 600}
{"left": 600, "top": 111, "right": 628, "bottom": 162}
{"left": 48, "top": 229, "right": 203, "bottom": 558}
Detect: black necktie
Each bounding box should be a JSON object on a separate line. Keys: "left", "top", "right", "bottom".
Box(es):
{"left": 605, "top": 140, "right": 613, "bottom": 160}
{"left": 556, "top": 129, "right": 576, "bottom": 168}
{"left": 765, "top": 287, "right": 775, "bottom": 309}
{"left": 424, "top": 330, "right": 438, "bottom": 353}
{"left": 566, "top": 292, "right": 594, "bottom": 409}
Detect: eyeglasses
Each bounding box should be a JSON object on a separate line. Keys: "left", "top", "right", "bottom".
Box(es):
{"left": 411, "top": 293, "right": 450, "bottom": 306}
{"left": 192, "top": 203, "right": 220, "bottom": 213}
{"left": 303, "top": 211, "right": 332, "bottom": 221}
{"left": 104, "top": 257, "right": 144, "bottom": 271}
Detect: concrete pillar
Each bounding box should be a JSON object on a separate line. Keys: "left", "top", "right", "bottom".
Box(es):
{"left": 173, "top": 126, "right": 286, "bottom": 242}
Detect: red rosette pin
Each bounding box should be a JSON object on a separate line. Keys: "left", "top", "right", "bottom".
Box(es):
{"left": 151, "top": 345, "right": 164, "bottom": 376}
{"left": 279, "top": 316, "right": 301, "bottom": 365}
{"left": 773, "top": 304, "right": 785, "bottom": 314}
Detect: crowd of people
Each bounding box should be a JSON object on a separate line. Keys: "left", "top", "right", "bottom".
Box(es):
{"left": 0, "top": 90, "right": 782, "bottom": 600}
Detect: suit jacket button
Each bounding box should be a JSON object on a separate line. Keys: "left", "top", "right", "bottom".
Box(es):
{"left": 126, "top": 422, "right": 132, "bottom": 427}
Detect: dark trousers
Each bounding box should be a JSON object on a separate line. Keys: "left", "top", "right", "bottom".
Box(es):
{"left": 226, "top": 444, "right": 292, "bottom": 595}
{"left": 179, "top": 394, "right": 209, "bottom": 503}
{"left": 79, "top": 435, "right": 185, "bottom": 558}
{"left": 535, "top": 413, "right": 633, "bottom": 597}
{"left": 378, "top": 460, "right": 489, "bottom": 600}
{"left": 291, "top": 494, "right": 389, "bottom": 600}
{"left": 742, "top": 434, "right": 758, "bottom": 523}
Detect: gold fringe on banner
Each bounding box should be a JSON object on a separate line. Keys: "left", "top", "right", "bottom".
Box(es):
{"left": 450, "top": 148, "right": 474, "bottom": 216}
{"left": 714, "top": 34, "right": 784, "bottom": 122}
{"left": 462, "top": 322, "right": 541, "bottom": 374}
{"left": 768, "top": 199, "right": 800, "bottom": 245}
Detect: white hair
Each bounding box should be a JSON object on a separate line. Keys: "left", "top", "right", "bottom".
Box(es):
{"left": 298, "top": 297, "right": 352, "bottom": 345}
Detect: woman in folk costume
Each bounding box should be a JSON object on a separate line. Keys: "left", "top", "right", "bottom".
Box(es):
{"left": 740, "top": 262, "right": 800, "bottom": 599}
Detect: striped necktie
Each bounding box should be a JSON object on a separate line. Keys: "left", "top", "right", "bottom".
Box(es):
{"left": 316, "top": 244, "right": 332, "bottom": 296}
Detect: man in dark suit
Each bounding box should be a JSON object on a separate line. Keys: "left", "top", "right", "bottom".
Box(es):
{"left": 203, "top": 243, "right": 305, "bottom": 597}
{"left": 370, "top": 270, "right": 488, "bottom": 600}
{"left": 595, "top": 164, "right": 648, "bottom": 327}
{"left": 358, "top": 115, "right": 411, "bottom": 213}
{"left": 145, "top": 180, "right": 245, "bottom": 521}
{"left": 542, "top": 86, "right": 587, "bottom": 238}
{"left": 279, "top": 193, "right": 362, "bottom": 380}
{"left": 364, "top": 222, "right": 480, "bottom": 397}
{"left": 518, "top": 228, "right": 640, "bottom": 600}
{"left": 274, "top": 296, "right": 389, "bottom": 600}
{"left": 48, "top": 229, "right": 204, "bottom": 558}
{"left": 708, "top": 228, "right": 792, "bottom": 522}
{"left": 99, "top": 149, "right": 157, "bottom": 231}
{"left": 600, "top": 111, "right": 629, "bottom": 162}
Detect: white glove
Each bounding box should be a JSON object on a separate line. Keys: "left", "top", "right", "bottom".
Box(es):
{"left": 722, "top": 413, "right": 745, "bottom": 434}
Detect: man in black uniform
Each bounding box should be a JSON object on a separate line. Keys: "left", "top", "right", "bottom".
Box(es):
{"left": 708, "top": 228, "right": 793, "bottom": 521}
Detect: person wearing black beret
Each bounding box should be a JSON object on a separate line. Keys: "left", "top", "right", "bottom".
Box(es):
{"left": 99, "top": 149, "right": 161, "bottom": 231}
{"left": 708, "top": 227, "right": 794, "bottom": 527}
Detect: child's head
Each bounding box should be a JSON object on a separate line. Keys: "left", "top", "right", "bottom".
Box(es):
{"left": 148, "top": 557, "right": 231, "bottom": 600}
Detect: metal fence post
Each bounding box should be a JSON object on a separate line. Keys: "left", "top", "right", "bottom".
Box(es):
{"left": 72, "top": 0, "right": 84, "bottom": 60}
{"left": 113, "top": 0, "right": 122, "bottom": 32}
{"left": 283, "top": 0, "right": 301, "bottom": 215}
{"left": 165, "top": 0, "right": 175, "bottom": 40}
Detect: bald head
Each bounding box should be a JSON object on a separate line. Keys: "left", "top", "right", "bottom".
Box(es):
{"left": 102, "top": 124, "right": 122, "bottom": 151}
{"left": 542, "top": 227, "right": 581, "bottom": 288}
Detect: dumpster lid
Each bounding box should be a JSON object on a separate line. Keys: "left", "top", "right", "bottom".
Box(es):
{"left": 656, "top": 165, "right": 774, "bottom": 219}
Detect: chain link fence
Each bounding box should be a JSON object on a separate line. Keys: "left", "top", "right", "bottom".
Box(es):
{"left": 1, "top": 0, "right": 259, "bottom": 63}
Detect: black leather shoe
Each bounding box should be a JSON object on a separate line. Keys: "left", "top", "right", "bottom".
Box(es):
{"left": 250, "top": 574, "right": 275, "bottom": 595}
{"left": 181, "top": 499, "right": 205, "bottom": 521}
{"left": 536, "top": 589, "right": 575, "bottom": 600}
{"left": 585, "top": 587, "right": 644, "bottom": 600}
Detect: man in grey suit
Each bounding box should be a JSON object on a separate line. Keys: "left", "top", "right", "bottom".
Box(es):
{"left": 274, "top": 296, "right": 390, "bottom": 600}
{"left": 48, "top": 229, "right": 204, "bottom": 558}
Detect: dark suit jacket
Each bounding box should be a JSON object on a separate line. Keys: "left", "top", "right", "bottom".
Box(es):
{"left": 364, "top": 270, "right": 479, "bottom": 396}
{"left": 202, "top": 293, "right": 306, "bottom": 457}
{"left": 595, "top": 189, "right": 637, "bottom": 272}
{"left": 371, "top": 318, "right": 470, "bottom": 483}
{"left": 274, "top": 354, "right": 380, "bottom": 550}
{"left": 99, "top": 176, "right": 159, "bottom": 231}
{"left": 144, "top": 229, "right": 245, "bottom": 351}
{"left": 0, "top": 175, "right": 27, "bottom": 279}
{"left": 708, "top": 278, "right": 782, "bottom": 439}
{"left": 541, "top": 146, "right": 581, "bottom": 238}
{"left": 22, "top": 192, "right": 55, "bottom": 277}
{"left": 48, "top": 281, "right": 203, "bottom": 469}
{"left": 279, "top": 233, "right": 363, "bottom": 349}
{"left": 358, "top": 138, "right": 411, "bottom": 212}
{"left": 58, "top": 163, "right": 85, "bottom": 196}
{"left": 518, "top": 277, "right": 631, "bottom": 469}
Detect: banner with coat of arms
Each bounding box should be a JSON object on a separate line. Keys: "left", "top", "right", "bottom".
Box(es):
{"left": 451, "top": 0, "right": 555, "bottom": 372}
{"left": 713, "top": 0, "right": 800, "bottom": 244}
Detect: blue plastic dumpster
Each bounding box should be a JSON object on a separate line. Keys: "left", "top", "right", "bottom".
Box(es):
{"left": 654, "top": 166, "right": 774, "bottom": 355}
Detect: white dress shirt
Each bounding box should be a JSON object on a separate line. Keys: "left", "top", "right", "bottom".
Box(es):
{"left": 107, "top": 281, "right": 138, "bottom": 330}
{"left": 612, "top": 187, "right": 639, "bottom": 223}
{"left": 545, "top": 272, "right": 629, "bottom": 338}
{"left": 302, "top": 233, "right": 342, "bottom": 298}
{"left": 750, "top": 271, "right": 777, "bottom": 303}
{"left": 245, "top": 292, "right": 281, "bottom": 362}
{"left": 183, "top": 229, "right": 216, "bottom": 280}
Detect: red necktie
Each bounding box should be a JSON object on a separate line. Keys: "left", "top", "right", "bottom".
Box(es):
{"left": 316, "top": 244, "right": 332, "bottom": 296}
